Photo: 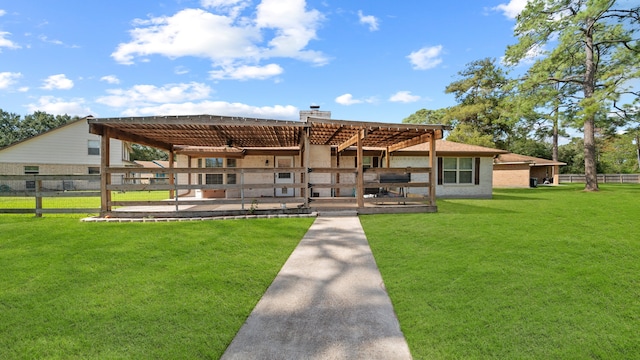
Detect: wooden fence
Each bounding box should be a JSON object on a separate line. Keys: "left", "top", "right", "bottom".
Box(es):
{"left": 0, "top": 175, "right": 101, "bottom": 216}
{"left": 558, "top": 174, "right": 640, "bottom": 184}
{"left": 103, "top": 166, "right": 431, "bottom": 215}
{"left": 0, "top": 167, "right": 433, "bottom": 217}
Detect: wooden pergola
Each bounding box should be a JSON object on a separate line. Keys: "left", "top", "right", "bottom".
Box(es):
{"left": 88, "top": 114, "right": 448, "bottom": 217}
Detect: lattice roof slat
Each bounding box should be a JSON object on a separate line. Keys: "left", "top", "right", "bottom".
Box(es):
{"left": 88, "top": 114, "right": 448, "bottom": 151}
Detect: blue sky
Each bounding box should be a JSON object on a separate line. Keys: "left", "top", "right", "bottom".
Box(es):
{"left": 1, "top": 0, "right": 533, "bottom": 122}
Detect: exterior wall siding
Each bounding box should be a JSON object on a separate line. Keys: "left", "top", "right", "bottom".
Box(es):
{"left": 391, "top": 155, "right": 494, "bottom": 198}
{"left": 493, "top": 164, "right": 531, "bottom": 188}
{"left": 0, "top": 121, "right": 125, "bottom": 166}
{"left": 0, "top": 163, "right": 106, "bottom": 191}
{"left": 308, "top": 145, "right": 331, "bottom": 197}
{"left": 336, "top": 155, "right": 356, "bottom": 197}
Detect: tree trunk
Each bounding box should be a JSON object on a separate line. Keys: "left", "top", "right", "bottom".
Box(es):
{"left": 583, "top": 116, "right": 598, "bottom": 190}
{"left": 582, "top": 17, "right": 599, "bottom": 191}
{"left": 636, "top": 133, "right": 640, "bottom": 172}
{"left": 553, "top": 102, "right": 559, "bottom": 162}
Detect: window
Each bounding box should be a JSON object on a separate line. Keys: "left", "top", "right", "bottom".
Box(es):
{"left": 24, "top": 166, "right": 39, "bottom": 190}
{"left": 88, "top": 167, "right": 100, "bottom": 182}
{"left": 205, "top": 174, "right": 223, "bottom": 184}
{"left": 360, "top": 156, "right": 380, "bottom": 169}
{"left": 443, "top": 158, "right": 473, "bottom": 184}
{"left": 199, "top": 158, "right": 237, "bottom": 185}
{"left": 88, "top": 140, "right": 100, "bottom": 155}
{"left": 203, "top": 158, "right": 225, "bottom": 185}
{"left": 205, "top": 158, "right": 224, "bottom": 168}
{"left": 226, "top": 159, "right": 237, "bottom": 185}
{"left": 24, "top": 166, "right": 39, "bottom": 174}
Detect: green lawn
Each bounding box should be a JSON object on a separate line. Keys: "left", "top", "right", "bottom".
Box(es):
{"left": 2, "top": 185, "right": 639, "bottom": 359}
{"left": 361, "top": 184, "right": 640, "bottom": 359}
{"left": 0, "top": 216, "right": 314, "bottom": 359}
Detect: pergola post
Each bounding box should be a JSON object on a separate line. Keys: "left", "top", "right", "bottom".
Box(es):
{"left": 169, "top": 150, "right": 175, "bottom": 199}
{"left": 100, "top": 129, "right": 111, "bottom": 215}
{"left": 429, "top": 132, "right": 436, "bottom": 207}
{"left": 302, "top": 127, "right": 310, "bottom": 207}
{"left": 356, "top": 128, "right": 365, "bottom": 208}
{"left": 385, "top": 149, "right": 390, "bottom": 168}
{"left": 335, "top": 151, "right": 341, "bottom": 197}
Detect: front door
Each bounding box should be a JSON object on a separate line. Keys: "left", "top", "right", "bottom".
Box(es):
{"left": 275, "top": 156, "right": 294, "bottom": 197}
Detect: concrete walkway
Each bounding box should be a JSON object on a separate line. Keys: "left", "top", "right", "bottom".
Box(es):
{"left": 221, "top": 215, "right": 412, "bottom": 360}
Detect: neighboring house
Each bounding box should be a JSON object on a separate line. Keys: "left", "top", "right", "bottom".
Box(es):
{"left": 0, "top": 118, "right": 131, "bottom": 191}
{"left": 129, "top": 160, "right": 173, "bottom": 185}
{"left": 493, "top": 153, "right": 566, "bottom": 188}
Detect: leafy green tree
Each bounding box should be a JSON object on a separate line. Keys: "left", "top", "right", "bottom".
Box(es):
{"left": 20, "top": 111, "right": 77, "bottom": 139}
{"left": 130, "top": 144, "right": 168, "bottom": 161}
{"left": 445, "top": 122, "right": 496, "bottom": 148}
{"left": 444, "top": 58, "right": 517, "bottom": 149}
{"left": 558, "top": 138, "right": 586, "bottom": 173}
{"left": 506, "top": 0, "right": 640, "bottom": 191}
{"left": 402, "top": 108, "right": 448, "bottom": 125}
{"left": 513, "top": 77, "right": 578, "bottom": 161}
{"left": 509, "top": 137, "right": 553, "bottom": 159}
{"left": 0, "top": 110, "right": 22, "bottom": 148}
{"left": 598, "top": 132, "right": 638, "bottom": 173}
{"left": 0, "top": 109, "right": 78, "bottom": 148}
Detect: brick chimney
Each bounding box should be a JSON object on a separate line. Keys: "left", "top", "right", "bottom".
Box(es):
{"left": 300, "top": 105, "right": 331, "bottom": 122}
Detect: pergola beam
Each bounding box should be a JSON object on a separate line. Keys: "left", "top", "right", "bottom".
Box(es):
{"left": 387, "top": 132, "right": 433, "bottom": 153}
{"left": 89, "top": 124, "right": 174, "bottom": 151}
{"left": 338, "top": 129, "right": 367, "bottom": 153}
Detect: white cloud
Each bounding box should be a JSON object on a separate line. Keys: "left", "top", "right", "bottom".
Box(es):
{"left": 96, "top": 82, "right": 212, "bottom": 108}
{"left": 209, "top": 63, "right": 283, "bottom": 80}
{"left": 41, "top": 74, "right": 74, "bottom": 90}
{"left": 334, "top": 93, "right": 376, "bottom": 106}
{"left": 254, "top": 0, "right": 326, "bottom": 63}
{"left": 112, "top": 1, "right": 328, "bottom": 80}
{"left": 200, "top": 0, "right": 250, "bottom": 18}
{"left": 100, "top": 75, "right": 120, "bottom": 84}
{"left": 335, "top": 93, "right": 362, "bottom": 105}
{"left": 358, "top": 10, "right": 379, "bottom": 31}
{"left": 0, "top": 72, "right": 22, "bottom": 89}
{"left": 0, "top": 31, "right": 20, "bottom": 50}
{"left": 38, "top": 35, "right": 63, "bottom": 45}
{"left": 0, "top": 10, "right": 6, "bottom": 16}
{"left": 112, "top": 9, "right": 259, "bottom": 65}
{"left": 175, "top": 66, "right": 190, "bottom": 75}
{"left": 407, "top": 45, "right": 443, "bottom": 70}
{"left": 26, "top": 96, "right": 92, "bottom": 116}
{"left": 493, "top": 0, "right": 529, "bottom": 19}
{"left": 121, "top": 101, "right": 299, "bottom": 119}
{"left": 389, "top": 91, "right": 420, "bottom": 103}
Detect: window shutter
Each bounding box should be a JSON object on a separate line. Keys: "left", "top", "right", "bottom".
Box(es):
{"left": 474, "top": 157, "right": 481, "bottom": 185}
{"left": 437, "top": 157, "right": 443, "bottom": 185}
